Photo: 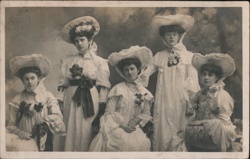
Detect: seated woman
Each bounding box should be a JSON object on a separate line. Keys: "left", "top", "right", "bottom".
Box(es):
{"left": 185, "top": 53, "right": 236, "bottom": 152}
{"left": 6, "top": 54, "right": 66, "bottom": 151}
{"left": 89, "top": 46, "right": 154, "bottom": 151}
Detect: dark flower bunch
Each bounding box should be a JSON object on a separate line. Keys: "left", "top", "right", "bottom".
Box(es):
{"left": 211, "top": 106, "right": 220, "bottom": 115}
{"left": 69, "top": 64, "right": 83, "bottom": 79}
{"left": 193, "top": 103, "right": 200, "bottom": 111}
{"left": 19, "top": 101, "right": 34, "bottom": 117}
{"left": 168, "top": 52, "right": 181, "bottom": 67}
{"left": 34, "top": 103, "right": 44, "bottom": 112}
{"left": 135, "top": 93, "right": 148, "bottom": 107}
{"left": 78, "top": 75, "right": 95, "bottom": 89}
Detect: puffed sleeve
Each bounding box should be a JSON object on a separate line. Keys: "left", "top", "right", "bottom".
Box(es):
{"left": 136, "top": 98, "right": 153, "bottom": 127}
{"left": 202, "top": 90, "right": 236, "bottom": 151}
{"left": 139, "top": 55, "right": 158, "bottom": 87}
{"left": 184, "top": 52, "right": 200, "bottom": 99}
{"left": 58, "top": 58, "right": 70, "bottom": 88}
{"left": 95, "top": 58, "right": 111, "bottom": 103}
{"left": 56, "top": 58, "right": 70, "bottom": 101}
{"left": 217, "top": 90, "right": 235, "bottom": 123}
{"left": 6, "top": 95, "right": 31, "bottom": 139}
{"left": 104, "top": 96, "right": 124, "bottom": 126}
{"left": 44, "top": 92, "right": 66, "bottom": 136}
{"left": 7, "top": 95, "right": 21, "bottom": 133}
{"left": 185, "top": 64, "right": 200, "bottom": 93}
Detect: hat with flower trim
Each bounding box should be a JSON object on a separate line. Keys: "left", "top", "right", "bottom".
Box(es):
{"left": 61, "top": 16, "right": 100, "bottom": 43}
{"left": 108, "top": 46, "right": 153, "bottom": 79}
{"left": 152, "top": 14, "right": 194, "bottom": 34}
{"left": 9, "top": 54, "right": 52, "bottom": 79}
{"left": 192, "top": 53, "right": 235, "bottom": 80}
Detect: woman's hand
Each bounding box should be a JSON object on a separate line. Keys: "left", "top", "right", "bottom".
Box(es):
{"left": 128, "top": 119, "right": 137, "bottom": 129}
{"left": 128, "top": 118, "right": 142, "bottom": 129}
{"left": 57, "top": 86, "right": 67, "bottom": 92}
{"left": 120, "top": 124, "right": 135, "bottom": 133}
{"left": 187, "top": 120, "right": 203, "bottom": 126}
{"left": 36, "top": 118, "right": 45, "bottom": 125}
{"left": 18, "top": 131, "right": 31, "bottom": 140}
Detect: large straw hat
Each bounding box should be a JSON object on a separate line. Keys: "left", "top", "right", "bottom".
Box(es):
{"left": 192, "top": 53, "right": 235, "bottom": 80}
{"left": 152, "top": 14, "right": 194, "bottom": 34}
{"left": 61, "top": 16, "right": 100, "bottom": 43}
{"left": 9, "top": 54, "right": 52, "bottom": 78}
{"left": 108, "top": 46, "right": 153, "bottom": 79}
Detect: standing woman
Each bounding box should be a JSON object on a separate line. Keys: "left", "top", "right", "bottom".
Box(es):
{"left": 54, "top": 16, "right": 111, "bottom": 151}
{"left": 141, "top": 14, "right": 200, "bottom": 151}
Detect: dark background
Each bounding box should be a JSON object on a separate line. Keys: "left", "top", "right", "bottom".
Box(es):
{"left": 5, "top": 7, "right": 242, "bottom": 120}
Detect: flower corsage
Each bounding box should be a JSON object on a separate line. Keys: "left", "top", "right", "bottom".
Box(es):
{"left": 168, "top": 52, "right": 181, "bottom": 67}
{"left": 69, "top": 64, "right": 83, "bottom": 79}
{"left": 134, "top": 93, "right": 148, "bottom": 107}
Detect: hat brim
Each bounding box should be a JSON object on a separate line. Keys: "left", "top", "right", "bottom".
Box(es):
{"left": 9, "top": 54, "right": 52, "bottom": 78}
{"left": 192, "top": 53, "right": 235, "bottom": 79}
{"left": 152, "top": 14, "right": 194, "bottom": 34}
{"left": 61, "top": 16, "right": 100, "bottom": 43}
{"left": 108, "top": 46, "right": 153, "bottom": 79}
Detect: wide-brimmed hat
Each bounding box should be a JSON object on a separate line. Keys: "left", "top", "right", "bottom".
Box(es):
{"left": 152, "top": 14, "right": 194, "bottom": 34}
{"left": 108, "top": 46, "right": 153, "bottom": 79}
{"left": 61, "top": 16, "right": 100, "bottom": 43}
{"left": 192, "top": 53, "right": 235, "bottom": 80}
{"left": 9, "top": 54, "right": 52, "bottom": 79}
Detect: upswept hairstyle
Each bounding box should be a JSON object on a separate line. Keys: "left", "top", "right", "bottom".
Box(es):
{"left": 18, "top": 66, "right": 42, "bottom": 79}
{"left": 199, "top": 63, "right": 223, "bottom": 80}
{"left": 69, "top": 22, "right": 96, "bottom": 43}
{"left": 159, "top": 25, "right": 185, "bottom": 37}
{"left": 117, "top": 58, "right": 142, "bottom": 74}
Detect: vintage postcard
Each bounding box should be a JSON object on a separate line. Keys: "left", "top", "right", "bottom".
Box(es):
{"left": 0, "top": 1, "right": 249, "bottom": 159}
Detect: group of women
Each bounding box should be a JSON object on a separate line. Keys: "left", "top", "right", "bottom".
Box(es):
{"left": 6, "top": 14, "right": 237, "bottom": 152}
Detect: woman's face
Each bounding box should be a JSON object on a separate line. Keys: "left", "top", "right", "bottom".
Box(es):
{"left": 123, "top": 64, "right": 139, "bottom": 82}
{"left": 22, "top": 72, "right": 40, "bottom": 91}
{"left": 74, "top": 36, "right": 90, "bottom": 53}
{"left": 163, "top": 32, "right": 180, "bottom": 47}
{"left": 200, "top": 71, "right": 219, "bottom": 87}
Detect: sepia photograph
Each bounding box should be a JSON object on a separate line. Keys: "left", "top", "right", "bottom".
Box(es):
{"left": 0, "top": 1, "right": 249, "bottom": 159}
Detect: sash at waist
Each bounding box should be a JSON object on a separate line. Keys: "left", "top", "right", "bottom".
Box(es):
{"left": 69, "top": 76, "right": 96, "bottom": 118}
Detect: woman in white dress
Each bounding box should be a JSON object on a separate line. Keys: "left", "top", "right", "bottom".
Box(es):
{"left": 141, "top": 14, "right": 200, "bottom": 151}
{"left": 6, "top": 54, "right": 66, "bottom": 151}
{"left": 89, "top": 46, "right": 153, "bottom": 151}
{"left": 54, "top": 16, "right": 111, "bottom": 151}
{"left": 185, "top": 53, "right": 236, "bottom": 152}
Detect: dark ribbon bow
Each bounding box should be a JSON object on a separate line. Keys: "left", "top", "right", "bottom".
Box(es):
{"left": 72, "top": 75, "right": 95, "bottom": 118}
{"left": 17, "top": 101, "right": 32, "bottom": 126}
{"left": 34, "top": 103, "right": 44, "bottom": 112}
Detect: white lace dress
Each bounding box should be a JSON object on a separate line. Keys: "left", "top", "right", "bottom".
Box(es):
{"left": 53, "top": 51, "right": 111, "bottom": 151}
{"left": 185, "top": 82, "right": 236, "bottom": 151}
{"left": 89, "top": 82, "right": 153, "bottom": 151}
{"left": 141, "top": 43, "right": 200, "bottom": 151}
{"left": 6, "top": 82, "right": 66, "bottom": 151}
